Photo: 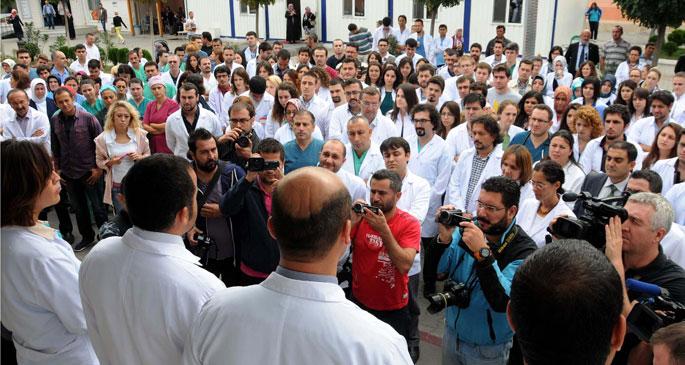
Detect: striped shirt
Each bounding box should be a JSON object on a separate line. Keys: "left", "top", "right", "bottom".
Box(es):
{"left": 464, "top": 152, "right": 491, "bottom": 212}
{"left": 602, "top": 38, "right": 631, "bottom": 75}
{"left": 349, "top": 28, "right": 373, "bottom": 55}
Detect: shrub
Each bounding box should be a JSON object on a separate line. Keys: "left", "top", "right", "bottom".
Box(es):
{"left": 662, "top": 41, "right": 679, "bottom": 56}
{"left": 142, "top": 49, "right": 152, "bottom": 62}
{"left": 108, "top": 47, "right": 119, "bottom": 65}
{"left": 118, "top": 47, "right": 130, "bottom": 64}
{"left": 667, "top": 29, "right": 685, "bottom": 46}
{"left": 649, "top": 35, "right": 658, "bottom": 43}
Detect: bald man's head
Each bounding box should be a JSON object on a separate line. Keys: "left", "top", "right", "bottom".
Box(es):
{"left": 270, "top": 167, "right": 351, "bottom": 262}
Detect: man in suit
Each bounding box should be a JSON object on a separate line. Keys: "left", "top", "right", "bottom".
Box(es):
{"left": 565, "top": 29, "right": 600, "bottom": 76}
{"left": 573, "top": 141, "right": 637, "bottom": 216}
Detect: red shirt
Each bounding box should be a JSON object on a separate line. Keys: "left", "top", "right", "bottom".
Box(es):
{"left": 143, "top": 98, "right": 179, "bottom": 154}
{"left": 351, "top": 209, "right": 421, "bottom": 311}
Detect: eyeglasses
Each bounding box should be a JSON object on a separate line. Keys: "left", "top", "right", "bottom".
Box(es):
{"left": 413, "top": 119, "right": 431, "bottom": 124}
{"left": 476, "top": 200, "right": 505, "bottom": 213}
{"left": 361, "top": 101, "right": 379, "bottom": 107}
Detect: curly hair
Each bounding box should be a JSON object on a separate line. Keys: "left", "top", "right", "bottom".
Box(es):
{"left": 568, "top": 105, "right": 603, "bottom": 139}
{"left": 104, "top": 100, "right": 143, "bottom": 131}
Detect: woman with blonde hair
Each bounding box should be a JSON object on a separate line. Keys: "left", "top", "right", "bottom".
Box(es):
{"left": 95, "top": 100, "right": 150, "bottom": 212}
{"left": 568, "top": 105, "right": 603, "bottom": 161}
{"left": 266, "top": 75, "right": 282, "bottom": 97}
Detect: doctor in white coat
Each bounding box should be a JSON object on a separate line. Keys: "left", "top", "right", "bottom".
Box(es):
{"left": 341, "top": 116, "right": 385, "bottom": 182}
{"left": 183, "top": 168, "right": 413, "bottom": 365}
{"left": 1, "top": 89, "right": 51, "bottom": 153}
{"left": 447, "top": 115, "right": 504, "bottom": 214}
{"left": 516, "top": 160, "right": 576, "bottom": 247}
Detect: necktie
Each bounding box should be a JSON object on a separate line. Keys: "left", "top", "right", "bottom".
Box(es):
{"left": 577, "top": 44, "right": 586, "bottom": 70}
{"left": 609, "top": 184, "right": 619, "bottom": 198}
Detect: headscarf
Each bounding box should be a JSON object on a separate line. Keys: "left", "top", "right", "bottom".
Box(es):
{"left": 100, "top": 84, "right": 117, "bottom": 96}
{"left": 554, "top": 85, "right": 572, "bottom": 101}
{"left": 553, "top": 55, "right": 568, "bottom": 79}
{"left": 601, "top": 73, "right": 617, "bottom": 97}
{"left": 285, "top": 98, "right": 303, "bottom": 112}
{"left": 1, "top": 59, "right": 16, "bottom": 79}
{"left": 571, "top": 78, "right": 584, "bottom": 96}
{"left": 30, "top": 79, "right": 47, "bottom": 115}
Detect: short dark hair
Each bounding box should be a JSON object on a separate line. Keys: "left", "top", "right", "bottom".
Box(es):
{"left": 463, "top": 92, "right": 486, "bottom": 108}
{"left": 257, "top": 138, "right": 285, "bottom": 162}
{"left": 347, "top": 23, "right": 358, "bottom": 32}
{"left": 604, "top": 104, "right": 630, "bottom": 126}
{"left": 608, "top": 140, "right": 638, "bottom": 162}
{"left": 427, "top": 76, "right": 445, "bottom": 92}
{"left": 505, "top": 42, "right": 519, "bottom": 52}
{"left": 492, "top": 64, "right": 510, "bottom": 78}
{"left": 294, "top": 109, "right": 315, "bottom": 125}
{"left": 277, "top": 49, "right": 291, "bottom": 60}
{"left": 179, "top": 82, "right": 200, "bottom": 97}
{"left": 410, "top": 103, "right": 440, "bottom": 130}
{"left": 342, "top": 77, "right": 363, "bottom": 90}
{"left": 144, "top": 61, "right": 158, "bottom": 70}
{"left": 122, "top": 154, "right": 195, "bottom": 232}
{"left": 380, "top": 137, "right": 410, "bottom": 155}
{"left": 116, "top": 64, "right": 134, "bottom": 77}
{"left": 480, "top": 176, "right": 520, "bottom": 209}
{"left": 188, "top": 128, "right": 216, "bottom": 154}
{"left": 74, "top": 44, "right": 86, "bottom": 51}
{"left": 53, "top": 87, "right": 73, "bottom": 99}
{"left": 213, "top": 65, "right": 229, "bottom": 78}
{"left": 532, "top": 104, "right": 554, "bottom": 122}
{"left": 259, "top": 42, "right": 273, "bottom": 52}
{"left": 651, "top": 322, "right": 685, "bottom": 362}
{"left": 470, "top": 43, "right": 482, "bottom": 51}
{"left": 1, "top": 140, "right": 54, "bottom": 227}
{"left": 246, "top": 31, "right": 257, "bottom": 37}
{"left": 201, "top": 31, "right": 212, "bottom": 41}
{"left": 405, "top": 38, "right": 418, "bottom": 48}
{"left": 382, "top": 17, "right": 391, "bottom": 27}
{"left": 272, "top": 173, "right": 351, "bottom": 261}
{"left": 370, "top": 169, "right": 402, "bottom": 193}
{"left": 471, "top": 114, "right": 503, "bottom": 145}
{"left": 129, "top": 78, "right": 144, "bottom": 87}
{"left": 628, "top": 45, "right": 642, "bottom": 55}
{"left": 581, "top": 76, "right": 601, "bottom": 101}
{"left": 649, "top": 90, "right": 675, "bottom": 106}
{"left": 630, "top": 169, "right": 663, "bottom": 194}
{"left": 87, "top": 59, "right": 101, "bottom": 69}
{"left": 533, "top": 159, "right": 565, "bottom": 195}
{"left": 229, "top": 101, "right": 256, "bottom": 119}
{"left": 510, "top": 240, "right": 623, "bottom": 364}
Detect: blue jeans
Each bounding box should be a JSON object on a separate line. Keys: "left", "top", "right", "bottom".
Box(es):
{"left": 111, "top": 185, "right": 123, "bottom": 214}
{"left": 442, "top": 326, "right": 512, "bottom": 365}
{"left": 45, "top": 14, "right": 54, "bottom": 28}
{"left": 101, "top": 20, "right": 107, "bottom": 32}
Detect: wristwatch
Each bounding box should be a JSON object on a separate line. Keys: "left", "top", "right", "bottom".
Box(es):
{"left": 474, "top": 247, "right": 492, "bottom": 261}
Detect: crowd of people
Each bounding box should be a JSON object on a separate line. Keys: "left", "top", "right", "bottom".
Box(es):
{"left": 2, "top": 11, "right": 685, "bottom": 365}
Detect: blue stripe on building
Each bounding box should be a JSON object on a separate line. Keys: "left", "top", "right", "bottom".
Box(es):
{"left": 551, "top": 0, "right": 559, "bottom": 48}
{"left": 388, "top": 0, "right": 393, "bottom": 23}
{"left": 265, "top": 4, "right": 270, "bottom": 39}
{"left": 229, "top": 0, "right": 236, "bottom": 38}
{"left": 320, "top": 0, "right": 327, "bottom": 42}
{"left": 463, "top": 0, "right": 472, "bottom": 50}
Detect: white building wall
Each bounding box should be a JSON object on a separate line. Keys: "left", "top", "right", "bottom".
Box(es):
{"left": 192, "top": 0, "right": 232, "bottom": 37}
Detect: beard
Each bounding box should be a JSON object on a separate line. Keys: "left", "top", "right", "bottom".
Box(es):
{"left": 416, "top": 128, "right": 426, "bottom": 137}
{"left": 197, "top": 159, "right": 217, "bottom": 172}
{"left": 479, "top": 217, "right": 509, "bottom": 236}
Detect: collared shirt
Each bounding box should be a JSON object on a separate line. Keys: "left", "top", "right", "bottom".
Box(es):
{"left": 627, "top": 116, "right": 677, "bottom": 148}
{"left": 165, "top": 106, "right": 223, "bottom": 159}
{"left": 80, "top": 227, "right": 225, "bottom": 365}
{"left": 276, "top": 266, "right": 338, "bottom": 284}
{"left": 368, "top": 112, "right": 399, "bottom": 145}
{"left": 2, "top": 224, "right": 99, "bottom": 364}
{"left": 329, "top": 103, "right": 361, "bottom": 142}
{"left": 598, "top": 175, "right": 629, "bottom": 199}
{"left": 300, "top": 94, "right": 333, "bottom": 140}
{"left": 51, "top": 66, "right": 70, "bottom": 84}
{"left": 51, "top": 109, "right": 102, "bottom": 179}
{"left": 1, "top": 107, "right": 51, "bottom": 152}
{"left": 510, "top": 131, "right": 550, "bottom": 163}
{"left": 465, "top": 151, "right": 492, "bottom": 212}
{"left": 602, "top": 38, "right": 631, "bottom": 75}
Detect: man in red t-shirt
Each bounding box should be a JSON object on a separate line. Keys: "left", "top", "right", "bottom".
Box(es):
{"left": 351, "top": 169, "right": 420, "bottom": 343}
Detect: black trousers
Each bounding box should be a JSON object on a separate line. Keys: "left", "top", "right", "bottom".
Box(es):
{"left": 38, "top": 187, "right": 73, "bottom": 235}
{"left": 407, "top": 273, "right": 420, "bottom": 347}
{"left": 205, "top": 258, "right": 240, "bottom": 287}
{"left": 64, "top": 174, "right": 108, "bottom": 242}
{"left": 353, "top": 298, "right": 411, "bottom": 342}
{"left": 422, "top": 236, "right": 447, "bottom": 289}
{"left": 589, "top": 21, "right": 599, "bottom": 40}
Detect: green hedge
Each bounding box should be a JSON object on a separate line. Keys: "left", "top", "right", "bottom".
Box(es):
{"left": 142, "top": 49, "right": 152, "bottom": 62}
{"left": 662, "top": 41, "right": 679, "bottom": 56}
{"left": 117, "top": 48, "right": 130, "bottom": 64}
{"left": 667, "top": 29, "right": 685, "bottom": 46}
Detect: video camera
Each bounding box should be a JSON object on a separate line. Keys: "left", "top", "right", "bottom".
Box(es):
{"left": 352, "top": 203, "right": 381, "bottom": 215}
{"left": 426, "top": 280, "right": 471, "bottom": 314}
{"left": 626, "top": 279, "right": 685, "bottom": 342}
{"left": 548, "top": 191, "right": 630, "bottom": 249}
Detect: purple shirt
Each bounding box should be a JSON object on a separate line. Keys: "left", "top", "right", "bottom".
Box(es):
{"left": 51, "top": 108, "right": 103, "bottom": 179}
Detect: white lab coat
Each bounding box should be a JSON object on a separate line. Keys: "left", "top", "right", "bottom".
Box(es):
{"left": 301, "top": 95, "right": 333, "bottom": 140}
{"left": 671, "top": 92, "right": 685, "bottom": 125}
{"left": 80, "top": 227, "right": 225, "bottom": 365}
{"left": 408, "top": 135, "right": 453, "bottom": 237}
{"left": 445, "top": 122, "right": 473, "bottom": 160}
{"left": 253, "top": 93, "right": 275, "bottom": 138}
{"left": 446, "top": 145, "right": 504, "bottom": 214}
{"left": 390, "top": 111, "right": 416, "bottom": 141}
{"left": 516, "top": 197, "right": 576, "bottom": 248}
{"left": 329, "top": 104, "right": 360, "bottom": 142}
{"left": 627, "top": 117, "right": 678, "bottom": 151}
{"left": 341, "top": 142, "right": 385, "bottom": 182}
{"left": 662, "top": 224, "right": 685, "bottom": 269}
{"left": 207, "top": 86, "right": 235, "bottom": 129}
{"left": 519, "top": 181, "right": 534, "bottom": 207}
{"left": 395, "top": 171, "right": 431, "bottom": 276}
{"left": 562, "top": 161, "right": 585, "bottom": 198}
{"left": 1, "top": 225, "right": 99, "bottom": 365}
{"left": 1, "top": 107, "right": 51, "bottom": 153}
{"left": 182, "top": 272, "right": 413, "bottom": 365}
{"left": 665, "top": 182, "right": 685, "bottom": 225}
{"left": 337, "top": 168, "right": 368, "bottom": 202}
{"left": 368, "top": 112, "right": 400, "bottom": 145}
{"left": 273, "top": 123, "right": 324, "bottom": 145}
{"left": 652, "top": 157, "right": 678, "bottom": 195}
{"left": 411, "top": 31, "right": 435, "bottom": 63}
{"left": 165, "top": 107, "right": 223, "bottom": 159}
{"left": 579, "top": 136, "right": 644, "bottom": 174}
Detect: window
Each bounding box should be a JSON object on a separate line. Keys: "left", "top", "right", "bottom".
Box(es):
{"left": 343, "top": 0, "right": 365, "bottom": 16}
{"left": 240, "top": 1, "right": 257, "bottom": 14}
{"left": 412, "top": 1, "right": 436, "bottom": 19}
{"left": 492, "top": 0, "right": 522, "bottom": 23}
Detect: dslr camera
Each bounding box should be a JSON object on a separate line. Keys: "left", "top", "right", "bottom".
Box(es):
{"left": 246, "top": 157, "right": 280, "bottom": 172}
{"left": 549, "top": 191, "right": 629, "bottom": 249}
{"left": 235, "top": 131, "right": 253, "bottom": 148}
{"left": 352, "top": 203, "right": 381, "bottom": 214}
{"left": 436, "top": 210, "right": 472, "bottom": 227}
{"left": 426, "top": 280, "right": 470, "bottom": 314}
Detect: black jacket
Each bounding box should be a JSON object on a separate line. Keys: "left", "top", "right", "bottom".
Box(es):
{"left": 220, "top": 176, "right": 279, "bottom": 275}
{"left": 565, "top": 42, "right": 600, "bottom": 76}
{"left": 30, "top": 98, "right": 58, "bottom": 119}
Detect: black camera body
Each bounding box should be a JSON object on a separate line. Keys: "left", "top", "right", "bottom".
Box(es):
{"left": 194, "top": 233, "right": 215, "bottom": 249}
{"left": 436, "top": 210, "right": 471, "bottom": 227}
{"left": 549, "top": 192, "right": 629, "bottom": 249}
{"left": 628, "top": 295, "right": 685, "bottom": 342}
{"left": 235, "top": 131, "right": 253, "bottom": 148}
{"left": 246, "top": 157, "right": 280, "bottom": 172}
{"left": 427, "top": 280, "right": 471, "bottom": 314}
{"left": 352, "top": 203, "right": 381, "bottom": 215}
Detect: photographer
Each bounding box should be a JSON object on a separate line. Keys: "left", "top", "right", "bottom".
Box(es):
{"left": 187, "top": 128, "right": 245, "bottom": 287}
{"left": 435, "top": 176, "right": 536, "bottom": 364}
{"left": 218, "top": 101, "right": 261, "bottom": 169}
{"left": 607, "top": 192, "right": 685, "bottom": 365}
{"left": 220, "top": 138, "right": 284, "bottom": 285}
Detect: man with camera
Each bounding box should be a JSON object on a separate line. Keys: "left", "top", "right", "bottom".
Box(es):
{"left": 218, "top": 101, "right": 261, "bottom": 169}
{"left": 220, "top": 138, "right": 284, "bottom": 285}
{"left": 350, "top": 169, "right": 421, "bottom": 349}
{"left": 434, "top": 176, "right": 537, "bottom": 364}
{"left": 187, "top": 128, "right": 245, "bottom": 286}
{"left": 608, "top": 192, "right": 685, "bottom": 364}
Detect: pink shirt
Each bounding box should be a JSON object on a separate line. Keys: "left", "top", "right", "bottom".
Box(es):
{"left": 143, "top": 98, "right": 179, "bottom": 154}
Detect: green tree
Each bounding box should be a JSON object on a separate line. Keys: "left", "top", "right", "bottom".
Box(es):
{"left": 612, "top": 0, "right": 685, "bottom": 63}
{"left": 240, "top": 0, "right": 276, "bottom": 39}
{"left": 415, "top": 0, "right": 462, "bottom": 36}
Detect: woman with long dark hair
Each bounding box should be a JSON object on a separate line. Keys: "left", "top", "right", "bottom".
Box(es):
{"left": 514, "top": 91, "right": 544, "bottom": 129}
{"left": 379, "top": 64, "right": 400, "bottom": 115}
{"left": 629, "top": 87, "right": 651, "bottom": 125}
{"left": 642, "top": 123, "right": 683, "bottom": 169}
{"left": 614, "top": 80, "right": 637, "bottom": 106}
{"left": 547, "top": 130, "right": 585, "bottom": 198}
{"left": 572, "top": 76, "right": 607, "bottom": 117}
{"left": 437, "top": 101, "right": 461, "bottom": 140}
{"left": 389, "top": 83, "right": 419, "bottom": 139}
{"left": 364, "top": 61, "right": 382, "bottom": 87}
{"left": 1, "top": 140, "right": 99, "bottom": 364}
{"left": 398, "top": 58, "right": 414, "bottom": 84}
{"left": 265, "top": 82, "right": 299, "bottom": 138}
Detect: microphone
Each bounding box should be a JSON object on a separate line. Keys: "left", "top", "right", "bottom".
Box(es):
{"left": 626, "top": 279, "right": 670, "bottom": 297}
{"left": 562, "top": 191, "right": 591, "bottom": 202}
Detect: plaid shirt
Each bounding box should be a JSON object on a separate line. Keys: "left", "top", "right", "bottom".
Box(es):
{"left": 464, "top": 152, "right": 491, "bottom": 211}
